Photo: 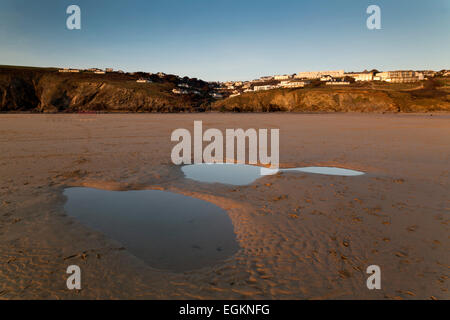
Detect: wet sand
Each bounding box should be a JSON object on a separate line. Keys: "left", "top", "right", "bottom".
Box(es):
{"left": 0, "top": 113, "right": 449, "bottom": 299}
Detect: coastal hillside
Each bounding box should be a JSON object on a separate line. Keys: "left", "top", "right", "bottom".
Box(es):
{"left": 1, "top": 65, "right": 449, "bottom": 113}
{"left": 212, "top": 81, "right": 450, "bottom": 113}
{"left": 0, "top": 66, "right": 214, "bottom": 112}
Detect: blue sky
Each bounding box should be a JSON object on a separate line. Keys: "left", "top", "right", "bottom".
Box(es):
{"left": 0, "top": 0, "right": 449, "bottom": 81}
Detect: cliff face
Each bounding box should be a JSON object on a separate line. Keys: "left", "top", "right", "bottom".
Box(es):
{"left": 214, "top": 89, "right": 398, "bottom": 112}
{"left": 0, "top": 70, "right": 41, "bottom": 111}
{"left": 1, "top": 66, "right": 449, "bottom": 113}
{"left": 212, "top": 87, "right": 450, "bottom": 113}
{"left": 34, "top": 74, "right": 188, "bottom": 112}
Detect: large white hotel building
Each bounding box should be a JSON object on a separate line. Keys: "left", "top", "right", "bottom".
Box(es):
{"left": 295, "top": 70, "right": 345, "bottom": 79}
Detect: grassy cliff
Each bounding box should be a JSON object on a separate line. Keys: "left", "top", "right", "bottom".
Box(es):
{"left": 212, "top": 81, "right": 450, "bottom": 113}
{"left": 0, "top": 66, "right": 213, "bottom": 112}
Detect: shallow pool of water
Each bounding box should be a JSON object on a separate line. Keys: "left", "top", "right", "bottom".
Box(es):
{"left": 283, "top": 166, "right": 365, "bottom": 176}
{"left": 181, "top": 163, "right": 263, "bottom": 186}
{"left": 181, "top": 163, "right": 365, "bottom": 185}
{"left": 63, "top": 187, "right": 238, "bottom": 272}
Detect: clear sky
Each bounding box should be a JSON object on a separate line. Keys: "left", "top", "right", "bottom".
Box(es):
{"left": 0, "top": 0, "right": 449, "bottom": 81}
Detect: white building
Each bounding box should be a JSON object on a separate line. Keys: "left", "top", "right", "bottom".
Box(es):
{"left": 375, "top": 71, "right": 424, "bottom": 83}
{"left": 254, "top": 85, "right": 277, "bottom": 91}
{"left": 295, "top": 70, "right": 345, "bottom": 79}
{"left": 279, "top": 81, "right": 307, "bottom": 88}
{"left": 418, "top": 70, "right": 436, "bottom": 78}
{"left": 320, "top": 75, "right": 334, "bottom": 82}
{"left": 345, "top": 72, "right": 373, "bottom": 81}
{"left": 87, "top": 68, "right": 103, "bottom": 73}
{"left": 59, "top": 68, "right": 80, "bottom": 73}
{"left": 326, "top": 81, "right": 350, "bottom": 86}
{"left": 136, "top": 79, "right": 151, "bottom": 83}
{"left": 211, "top": 93, "right": 223, "bottom": 99}
{"left": 172, "top": 88, "right": 189, "bottom": 94}
{"left": 354, "top": 73, "right": 373, "bottom": 81}
{"left": 274, "top": 75, "right": 292, "bottom": 80}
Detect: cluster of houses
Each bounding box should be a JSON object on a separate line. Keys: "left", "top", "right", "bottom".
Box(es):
{"left": 56, "top": 66, "right": 448, "bottom": 99}
{"left": 136, "top": 72, "right": 168, "bottom": 84}
{"left": 58, "top": 67, "right": 123, "bottom": 74}
{"left": 171, "top": 82, "right": 225, "bottom": 99}
{"left": 172, "top": 83, "right": 201, "bottom": 95}
{"left": 222, "top": 79, "right": 311, "bottom": 96}
{"left": 252, "top": 81, "right": 309, "bottom": 92}
{"left": 274, "top": 69, "right": 434, "bottom": 83}
{"left": 221, "top": 69, "right": 442, "bottom": 95}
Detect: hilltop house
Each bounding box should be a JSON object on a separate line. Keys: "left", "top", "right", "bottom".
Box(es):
{"left": 348, "top": 72, "right": 374, "bottom": 81}
{"left": 326, "top": 81, "right": 350, "bottom": 85}
{"left": 295, "top": 70, "right": 345, "bottom": 79}
{"left": 274, "top": 75, "right": 292, "bottom": 80}
{"left": 375, "top": 71, "right": 424, "bottom": 83}
{"left": 172, "top": 88, "right": 189, "bottom": 94}
{"left": 136, "top": 78, "right": 151, "bottom": 83}
{"left": 320, "top": 75, "right": 333, "bottom": 82}
{"left": 279, "top": 81, "right": 308, "bottom": 88}
{"left": 58, "top": 68, "right": 80, "bottom": 73}
{"left": 211, "top": 92, "right": 223, "bottom": 99}
{"left": 254, "top": 85, "right": 277, "bottom": 91}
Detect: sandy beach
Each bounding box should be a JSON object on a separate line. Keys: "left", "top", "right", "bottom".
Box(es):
{"left": 0, "top": 113, "right": 449, "bottom": 300}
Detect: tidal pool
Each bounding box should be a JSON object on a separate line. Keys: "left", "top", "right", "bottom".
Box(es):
{"left": 182, "top": 163, "right": 365, "bottom": 185}
{"left": 63, "top": 187, "right": 239, "bottom": 272}
{"left": 282, "top": 167, "right": 365, "bottom": 176}
{"left": 181, "top": 163, "right": 262, "bottom": 185}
